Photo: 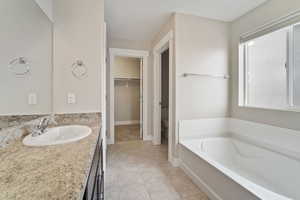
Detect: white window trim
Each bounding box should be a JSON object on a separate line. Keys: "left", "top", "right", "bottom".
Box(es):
{"left": 239, "top": 23, "right": 300, "bottom": 113}
{"left": 287, "top": 25, "right": 294, "bottom": 107}
{"left": 238, "top": 105, "right": 300, "bottom": 113}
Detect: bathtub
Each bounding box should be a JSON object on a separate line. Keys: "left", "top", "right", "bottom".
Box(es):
{"left": 179, "top": 118, "right": 300, "bottom": 200}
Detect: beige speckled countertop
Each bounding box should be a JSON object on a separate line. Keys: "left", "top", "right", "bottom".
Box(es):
{"left": 0, "top": 115, "right": 101, "bottom": 200}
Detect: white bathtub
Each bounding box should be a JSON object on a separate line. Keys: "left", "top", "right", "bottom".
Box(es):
{"left": 179, "top": 118, "right": 300, "bottom": 200}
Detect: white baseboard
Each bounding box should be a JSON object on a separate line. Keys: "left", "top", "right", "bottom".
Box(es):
{"left": 107, "top": 135, "right": 151, "bottom": 144}
{"left": 180, "top": 162, "right": 223, "bottom": 200}
{"left": 107, "top": 137, "right": 113, "bottom": 145}
{"left": 115, "top": 120, "right": 140, "bottom": 126}
{"left": 143, "top": 134, "right": 153, "bottom": 141}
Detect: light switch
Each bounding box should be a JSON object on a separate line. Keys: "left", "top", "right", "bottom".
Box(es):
{"left": 67, "top": 93, "right": 76, "bottom": 104}
{"left": 28, "top": 93, "right": 37, "bottom": 105}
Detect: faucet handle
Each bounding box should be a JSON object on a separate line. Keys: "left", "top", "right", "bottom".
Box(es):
{"left": 37, "top": 117, "right": 48, "bottom": 129}
{"left": 49, "top": 117, "right": 58, "bottom": 125}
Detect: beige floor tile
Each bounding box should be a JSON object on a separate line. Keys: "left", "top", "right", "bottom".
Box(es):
{"left": 144, "top": 179, "right": 181, "bottom": 200}
{"left": 105, "top": 170, "right": 118, "bottom": 186}
{"left": 105, "top": 186, "right": 121, "bottom": 200}
{"left": 182, "top": 193, "right": 210, "bottom": 200}
{"left": 119, "top": 184, "right": 151, "bottom": 200}
{"left": 160, "top": 164, "right": 184, "bottom": 177}
{"left": 113, "top": 170, "right": 144, "bottom": 188}
{"left": 170, "top": 175, "right": 203, "bottom": 198}
{"left": 107, "top": 140, "right": 209, "bottom": 200}
{"left": 139, "top": 166, "right": 169, "bottom": 182}
{"left": 148, "top": 192, "right": 181, "bottom": 200}
{"left": 115, "top": 125, "right": 141, "bottom": 142}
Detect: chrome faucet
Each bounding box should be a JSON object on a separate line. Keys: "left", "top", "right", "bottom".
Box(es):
{"left": 32, "top": 116, "right": 56, "bottom": 137}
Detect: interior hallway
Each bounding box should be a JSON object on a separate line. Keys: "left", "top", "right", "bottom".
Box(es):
{"left": 105, "top": 141, "right": 209, "bottom": 200}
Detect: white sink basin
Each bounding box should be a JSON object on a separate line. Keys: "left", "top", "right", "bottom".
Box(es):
{"left": 23, "top": 125, "right": 92, "bottom": 147}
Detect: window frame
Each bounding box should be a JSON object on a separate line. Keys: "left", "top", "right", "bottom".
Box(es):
{"left": 239, "top": 23, "right": 300, "bottom": 112}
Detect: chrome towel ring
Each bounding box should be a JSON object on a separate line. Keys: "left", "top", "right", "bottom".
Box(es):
{"left": 8, "top": 57, "right": 30, "bottom": 77}
{"left": 71, "top": 60, "right": 88, "bottom": 80}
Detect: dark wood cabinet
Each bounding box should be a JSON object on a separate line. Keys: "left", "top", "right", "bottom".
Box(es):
{"left": 83, "top": 130, "right": 104, "bottom": 200}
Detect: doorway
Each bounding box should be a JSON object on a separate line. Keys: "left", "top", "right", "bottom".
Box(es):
{"left": 114, "top": 56, "right": 142, "bottom": 143}
{"left": 108, "top": 48, "right": 149, "bottom": 145}
{"left": 153, "top": 31, "right": 175, "bottom": 165}
{"left": 161, "top": 49, "right": 169, "bottom": 145}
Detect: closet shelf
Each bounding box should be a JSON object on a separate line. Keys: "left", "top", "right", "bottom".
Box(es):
{"left": 114, "top": 77, "right": 140, "bottom": 81}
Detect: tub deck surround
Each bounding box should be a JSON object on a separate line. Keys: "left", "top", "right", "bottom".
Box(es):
{"left": 0, "top": 113, "right": 101, "bottom": 200}
{"left": 179, "top": 118, "right": 300, "bottom": 160}
{"left": 180, "top": 138, "right": 295, "bottom": 200}
{"left": 179, "top": 118, "right": 300, "bottom": 200}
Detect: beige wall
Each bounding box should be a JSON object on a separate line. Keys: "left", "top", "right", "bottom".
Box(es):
{"left": 151, "top": 13, "right": 230, "bottom": 158}
{"left": 170, "top": 13, "right": 230, "bottom": 158}
{"left": 175, "top": 13, "right": 230, "bottom": 120}
{"left": 114, "top": 57, "right": 140, "bottom": 122}
{"left": 109, "top": 38, "right": 151, "bottom": 51}
{"left": 115, "top": 81, "right": 140, "bottom": 122}
{"left": 152, "top": 15, "right": 176, "bottom": 46}
{"left": 230, "top": 0, "right": 300, "bottom": 130}
{"left": 113, "top": 57, "right": 140, "bottom": 79}
{"left": 53, "top": 0, "right": 104, "bottom": 114}
{"left": 0, "top": 0, "right": 52, "bottom": 116}
{"left": 34, "top": 0, "right": 53, "bottom": 22}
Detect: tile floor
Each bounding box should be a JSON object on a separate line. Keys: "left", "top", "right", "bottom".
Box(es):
{"left": 115, "top": 125, "right": 141, "bottom": 143}
{"left": 105, "top": 141, "right": 209, "bottom": 200}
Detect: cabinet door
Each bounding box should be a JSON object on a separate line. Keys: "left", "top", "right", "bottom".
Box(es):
{"left": 100, "top": 173, "right": 104, "bottom": 200}
{"left": 92, "top": 175, "right": 99, "bottom": 200}
{"left": 98, "top": 140, "right": 104, "bottom": 200}
{"left": 92, "top": 174, "right": 104, "bottom": 200}
{"left": 99, "top": 140, "right": 104, "bottom": 199}
{"left": 92, "top": 140, "right": 104, "bottom": 200}
{"left": 83, "top": 136, "right": 101, "bottom": 199}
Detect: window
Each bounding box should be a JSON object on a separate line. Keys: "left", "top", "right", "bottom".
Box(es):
{"left": 239, "top": 23, "right": 300, "bottom": 110}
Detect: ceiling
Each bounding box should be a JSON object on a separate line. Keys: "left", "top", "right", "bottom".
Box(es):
{"left": 105, "top": 0, "right": 268, "bottom": 42}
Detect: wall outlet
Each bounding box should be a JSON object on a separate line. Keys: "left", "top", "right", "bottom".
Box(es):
{"left": 28, "top": 93, "right": 37, "bottom": 105}
{"left": 67, "top": 93, "right": 76, "bottom": 104}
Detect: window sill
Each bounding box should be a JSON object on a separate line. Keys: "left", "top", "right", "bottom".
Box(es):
{"left": 238, "top": 105, "right": 300, "bottom": 113}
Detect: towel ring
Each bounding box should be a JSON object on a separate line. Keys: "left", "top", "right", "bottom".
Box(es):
{"left": 71, "top": 60, "right": 88, "bottom": 80}
{"left": 8, "top": 57, "right": 30, "bottom": 77}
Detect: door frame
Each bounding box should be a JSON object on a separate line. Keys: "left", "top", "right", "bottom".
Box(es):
{"left": 153, "top": 31, "right": 175, "bottom": 164}
{"left": 101, "top": 22, "right": 107, "bottom": 170}
{"left": 139, "top": 59, "right": 143, "bottom": 139}
{"left": 108, "top": 48, "right": 149, "bottom": 144}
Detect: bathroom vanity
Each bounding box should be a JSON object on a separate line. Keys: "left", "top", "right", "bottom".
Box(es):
{"left": 0, "top": 113, "right": 103, "bottom": 200}
{"left": 0, "top": 1, "right": 106, "bottom": 199}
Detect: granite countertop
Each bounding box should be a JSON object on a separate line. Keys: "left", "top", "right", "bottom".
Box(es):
{"left": 0, "top": 115, "right": 101, "bottom": 200}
